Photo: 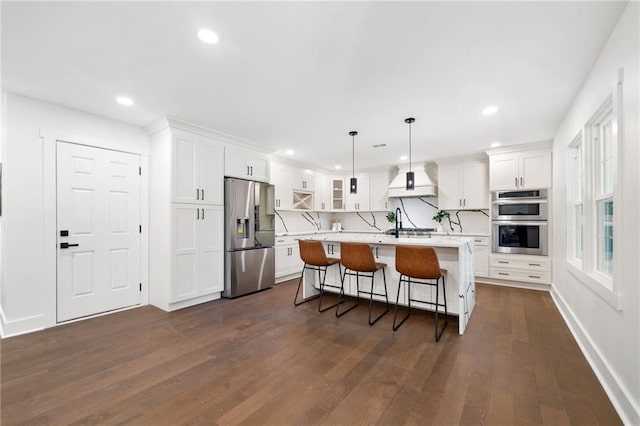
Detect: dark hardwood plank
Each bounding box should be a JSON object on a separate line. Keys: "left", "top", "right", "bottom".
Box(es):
{"left": 1, "top": 282, "right": 622, "bottom": 425}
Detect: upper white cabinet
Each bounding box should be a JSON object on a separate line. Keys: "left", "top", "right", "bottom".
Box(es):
{"left": 370, "top": 170, "right": 390, "bottom": 211}
{"left": 292, "top": 168, "right": 314, "bottom": 191}
{"left": 489, "top": 148, "right": 551, "bottom": 191}
{"left": 345, "top": 173, "right": 370, "bottom": 211}
{"left": 437, "top": 160, "right": 489, "bottom": 210}
{"left": 331, "top": 177, "right": 345, "bottom": 211}
{"left": 173, "top": 130, "right": 224, "bottom": 205}
{"left": 270, "top": 162, "right": 293, "bottom": 210}
{"left": 314, "top": 173, "right": 330, "bottom": 211}
{"left": 225, "top": 147, "right": 270, "bottom": 182}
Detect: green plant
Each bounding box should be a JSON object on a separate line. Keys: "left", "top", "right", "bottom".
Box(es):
{"left": 432, "top": 210, "right": 449, "bottom": 223}
{"left": 386, "top": 211, "right": 396, "bottom": 223}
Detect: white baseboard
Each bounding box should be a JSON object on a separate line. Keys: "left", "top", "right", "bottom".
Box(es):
{"left": 551, "top": 285, "right": 640, "bottom": 425}
{"left": 476, "top": 277, "right": 550, "bottom": 292}
{"left": 0, "top": 307, "right": 44, "bottom": 338}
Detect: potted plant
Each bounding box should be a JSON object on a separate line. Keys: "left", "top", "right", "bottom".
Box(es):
{"left": 432, "top": 210, "right": 448, "bottom": 232}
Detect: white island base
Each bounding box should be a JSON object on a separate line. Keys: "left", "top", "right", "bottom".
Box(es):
{"left": 300, "top": 234, "right": 476, "bottom": 335}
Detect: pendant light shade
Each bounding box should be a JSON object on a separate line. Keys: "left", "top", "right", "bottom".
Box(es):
{"left": 405, "top": 117, "right": 415, "bottom": 190}
{"left": 349, "top": 131, "right": 358, "bottom": 194}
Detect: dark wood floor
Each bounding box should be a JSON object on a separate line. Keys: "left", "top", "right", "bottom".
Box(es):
{"left": 1, "top": 281, "right": 620, "bottom": 425}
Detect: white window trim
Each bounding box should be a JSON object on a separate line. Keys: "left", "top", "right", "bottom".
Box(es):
{"left": 565, "top": 70, "right": 624, "bottom": 311}
{"left": 567, "top": 132, "right": 583, "bottom": 267}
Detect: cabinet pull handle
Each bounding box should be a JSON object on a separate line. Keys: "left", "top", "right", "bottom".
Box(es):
{"left": 498, "top": 272, "right": 509, "bottom": 276}
{"left": 520, "top": 177, "right": 523, "bottom": 187}
{"left": 250, "top": 166, "right": 253, "bottom": 175}
{"left": 196, "top": 189, "right": 200, "bottom": 200}
{"left": 201, "top": 209, "right": 205, "bottom": 220}
{"left": 498, "top": 260, "right": 509, "bottom": 264}
{"left": 196, "top": 209, "right": 200, "bottom": 220}
{"left": 475, "top": 240, "right": 482, "bottom": 243}
{"left": 463, "top": 198, "right": 466, "bottom": 207}
{"left": 528, "top": 275, "right": 541, "bottom": 279}
{"left": 528, "top": 263, "right": 541, "bottom": 267}
{"left": 201, "top": 189, "right": 205, "bottom": 200}
{"left": 515, "top": 177, "right": 518, "bottom": 187}
{"left": 375, "top": 247, "right": 379, "bottom": 258}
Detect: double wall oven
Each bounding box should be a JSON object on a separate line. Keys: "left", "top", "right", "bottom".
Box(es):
{"left": 492, "top": 189, "right": 548, "bottom": 256}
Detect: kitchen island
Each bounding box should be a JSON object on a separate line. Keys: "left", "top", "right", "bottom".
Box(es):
{"left": 301, "top": 233, "right": 476, "bottom": 335}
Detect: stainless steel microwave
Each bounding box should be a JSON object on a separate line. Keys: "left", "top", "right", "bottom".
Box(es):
{"left": 492, "top": 221, "right": 548, "bottom": 256}
{"left": 492, "top": 189, "right": 548, "bottom": 221}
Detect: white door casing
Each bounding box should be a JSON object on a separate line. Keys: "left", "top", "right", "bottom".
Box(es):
{"left": 56, "top": 142, "right": 141, "bottom": 322}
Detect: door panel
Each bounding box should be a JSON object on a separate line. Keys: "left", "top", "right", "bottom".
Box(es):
{"left": 198, "top": 142, "right": 224, "bottom": 205}
{"left": 172, "top": 205, "right": 198, "bottom": 301}
{"left": 173, "top": 137, "right": 198, "bottom": 203}
{"left": 57, "top": 142, "right": 141, "bottom": 322}
{"left": 199, "top": 206, "right": 223, "bottom": 294}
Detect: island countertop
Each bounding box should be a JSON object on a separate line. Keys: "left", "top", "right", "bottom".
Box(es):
{"left": 299, "top": 233, "right": 477, "bottom": 335}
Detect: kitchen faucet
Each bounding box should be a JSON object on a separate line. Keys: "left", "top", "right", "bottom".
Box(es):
{"left": 395, "top": 207, "right": 403, "bottom": 238}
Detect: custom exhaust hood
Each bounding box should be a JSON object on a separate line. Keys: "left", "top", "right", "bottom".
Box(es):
{"left": 388, "top": 162, "right": 438, "bottom": 197}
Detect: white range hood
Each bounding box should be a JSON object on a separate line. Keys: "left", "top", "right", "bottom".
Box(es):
{"left": 388, "top": 162, "right": 438, "bottom": 198}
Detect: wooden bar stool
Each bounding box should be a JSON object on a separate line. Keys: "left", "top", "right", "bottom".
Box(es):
{"left": 393, "top": 245, "right": 448, "bottom": 341}
{"left": 294, "top": 240, "right": 343, "bottom": 312}
{"left": 336, "top": 242, "right": 389, "bottom": 326}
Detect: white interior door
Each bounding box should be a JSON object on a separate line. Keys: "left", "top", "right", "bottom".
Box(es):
{"left": 57, "top": 142, "right": 141, "bottom": 322}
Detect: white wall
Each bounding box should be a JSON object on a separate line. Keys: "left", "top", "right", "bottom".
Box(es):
{"left": 1, "top": 93, "right": 151, "bottom": 337}
{"left": 551, "top": 3, "right": 639, "bottom": 424}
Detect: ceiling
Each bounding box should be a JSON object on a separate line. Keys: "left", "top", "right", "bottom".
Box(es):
{"left": 1, "top": 1, "right": 628, "bottom": 171}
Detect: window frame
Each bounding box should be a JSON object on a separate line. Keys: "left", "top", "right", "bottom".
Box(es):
{"left": 565, "top": 76, "right": 623, "bottom": 311}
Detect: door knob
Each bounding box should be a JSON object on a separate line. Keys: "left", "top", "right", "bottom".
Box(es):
{"left": 60, "top": 242, "right": 79, "bottom": 249}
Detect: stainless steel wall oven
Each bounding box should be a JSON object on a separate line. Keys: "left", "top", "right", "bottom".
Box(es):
{"left": 492, "top": 189, "right": 548, "bottom": 256}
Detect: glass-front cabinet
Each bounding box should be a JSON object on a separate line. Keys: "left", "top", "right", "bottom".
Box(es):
{"left": 331, "top": 177, "right": 345, "bottom": 211}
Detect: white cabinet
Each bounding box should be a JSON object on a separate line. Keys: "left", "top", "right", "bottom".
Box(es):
{"left": 370, "top": 170, "right": 389, "bottom": 211}
{"left": 489, "top": 149, "right": 551, "bottom": 191}
{"left": 225, "top": 147, "right": 270, "bottom": 182}
{"left": 149, "top": 121, "right": 226, "bottom": 312}
{"left": 275, "top": 236, "right": 304, "bottom": 282}
{"left": 292, "top": 168, "right": 314, "bottom": 191}
{"left": 489, "top": 253, "right": 551, "bottom": 284}
{"left": 314, "top": 173, "right": 331, "bottom": 211}
{"left": 437, "top": 161, "right": 489, "bottom": 210}
{"left": 345, "top": 173, "right": 370, "bottom": 211}
{"left": 171, "top": 204, "right": 224, "bottom": 302}
{"left": 271, "top": 162, "right": 293, "bottom": 210}
{"left": 471, "top": 236, "right": 489, "bottom": 278}
{"left": 173, "top": 130, "right": 224, "bottom": 205}
{"left": 331, "top": 177, "right": 345, "bottom": 211}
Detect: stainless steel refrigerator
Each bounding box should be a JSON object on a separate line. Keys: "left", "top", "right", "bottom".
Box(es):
{"left": 224, "top": 178, "right": 276, "bottom": 298}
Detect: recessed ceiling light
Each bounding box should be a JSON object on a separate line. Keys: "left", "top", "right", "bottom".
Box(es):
{"left": 198, "top": 29, "right": 219, "bottom": 45}
{"left": 116, "top": 96, "right": 134, "bottom": 106}
{"left": 334, "top": 165, "right": 342, "bottom": 170}
{"left": 285, "top": 149, "right": 295, "bottom": 156}
{"left": 482, "top": 105, "right": 499, "bottom": 115}
{"left": 400, "top": 155, "right": 408, "bottom": 161}
{"left": 490, "top": 141, "right": 501, "bottom": 148}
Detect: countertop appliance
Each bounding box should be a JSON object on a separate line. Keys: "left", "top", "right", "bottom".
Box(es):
{"left": 491, "top": 189, "right": 549, "bottom": 256}
{"left": 224, "top": 178, "right": 275, "bottom": 298}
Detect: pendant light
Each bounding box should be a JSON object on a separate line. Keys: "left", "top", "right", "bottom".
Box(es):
{"left": 405, "top": 117, "right": 415, "bottom": 190}
{"left": 349, "top": 131, "right": 358, "bottom": 194}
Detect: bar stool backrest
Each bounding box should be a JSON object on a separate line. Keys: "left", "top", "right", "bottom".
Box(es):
{"left": 298, "top": 240, "right": 330, "bottom": 266}
{"left": 340, "top": 242, "right": 377, "bottom": 272}
{"left": 395, "top": 245, "right": 442, "bottom": 279}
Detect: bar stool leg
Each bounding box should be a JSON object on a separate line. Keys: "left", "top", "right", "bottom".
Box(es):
{"left": 368, "top": 268, "right": 389, "bottom": 326}
{"left": 393, "top": 276, "right": 411, "bottom": 331}
{"left": 294, "top": 264, "right": 320, "bottom": 306}
{"left": 435, "top": 275, "right": 448, "bottom": 342}
{"left": 336, "top": 268, "right": 359, "bottom": 317}
{"left": 319, "top": 265, "right": 341, "bottom": 313}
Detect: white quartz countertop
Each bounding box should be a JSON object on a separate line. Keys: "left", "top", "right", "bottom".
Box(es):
{"left": 303, "top": 232, "right": 473, "bottom": 248}
{"left": 430, "top": 232, "right": 489, "bottom": 237}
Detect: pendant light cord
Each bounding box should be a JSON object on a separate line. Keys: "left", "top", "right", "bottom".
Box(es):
{"left": 352, "top": 133, "right": 355, "bottom": 178}
{"left": 408, "top": 121, "right": 412, "bottom": 171}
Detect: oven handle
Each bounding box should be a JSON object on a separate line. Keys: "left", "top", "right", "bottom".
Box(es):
{"left": 492, "top": 198, "right": 548, "bottom": 205}
{"left": 492, "top": 220, "right": 548, "bottom": 226}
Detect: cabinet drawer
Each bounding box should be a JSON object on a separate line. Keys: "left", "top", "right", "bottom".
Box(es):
{"left": 471, "top": 237, "right": 489, "bottom": 246}
{"left": 490, "top": 268, "right": 551, "bottom": 284}
{"left": 490, "top": 255, "right": 550, "bottom": 271}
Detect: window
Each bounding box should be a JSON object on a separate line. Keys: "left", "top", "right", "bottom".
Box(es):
{"left": 566, "top": 91, "right": 620, "bottom": 307}
{"left": 568, "top": 135, "right": 583, "bottom": 264}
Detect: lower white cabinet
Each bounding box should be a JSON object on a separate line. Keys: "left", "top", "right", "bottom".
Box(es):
{"left": 275, "top": 237, "right": 303, "bottom": 281}
{"left": 171, "top": 204, "right": 224, "bottom": 302}
{"left": 471, "top": 237, "right": 490, "bottom": 278}
{"left": 489, "top": 253, "right": 551, "bottom": 284}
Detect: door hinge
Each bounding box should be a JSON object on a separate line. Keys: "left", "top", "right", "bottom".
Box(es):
{"left": 139, "top": 225, "right": 142, "bottom": 233}
{"left": 139, "top": 283, "right": 142, "bottom": 292}
{"left": 139, "top": 166, "right": 142, "bottom": 175}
